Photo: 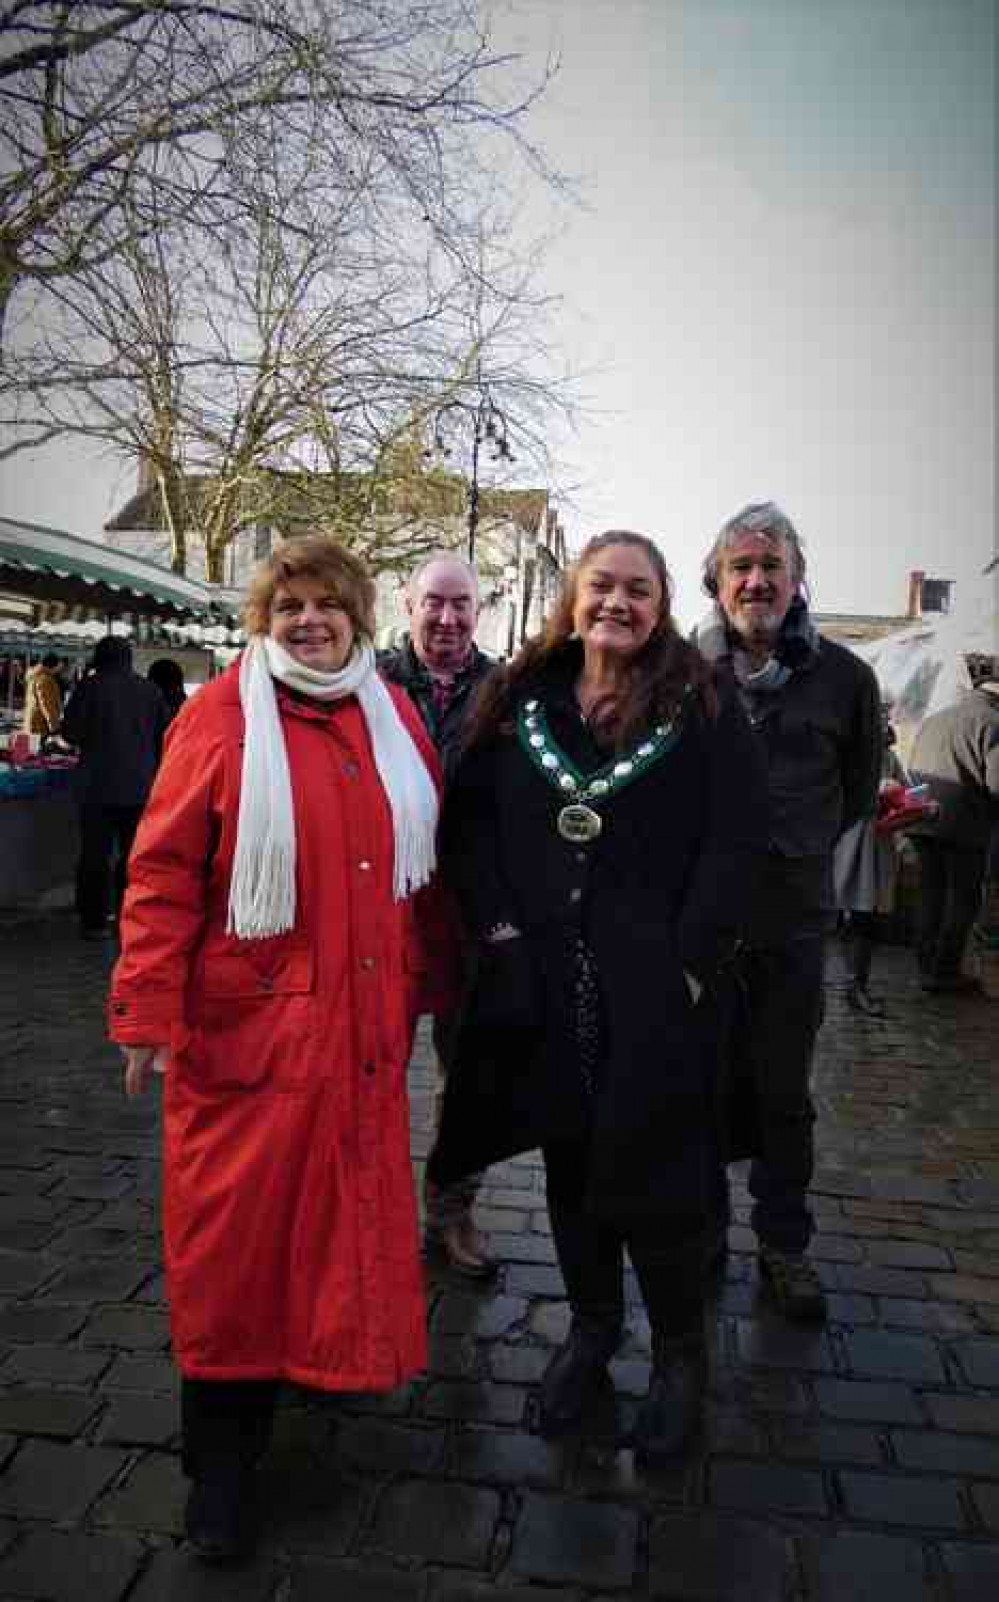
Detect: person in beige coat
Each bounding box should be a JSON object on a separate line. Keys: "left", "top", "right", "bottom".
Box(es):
{"left": 22, "top": 654, "right": 63, "bottom": 736}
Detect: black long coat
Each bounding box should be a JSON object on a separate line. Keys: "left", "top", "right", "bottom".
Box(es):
{"left": 430, "top": 648, "right": 769, "bottom": 1224}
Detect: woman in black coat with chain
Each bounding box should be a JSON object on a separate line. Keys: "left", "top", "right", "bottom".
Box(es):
{"left": 430, "top": 530, "right": 768, "bottom": 1462}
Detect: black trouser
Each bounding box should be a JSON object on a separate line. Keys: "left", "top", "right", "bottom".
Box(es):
{"left": 76, "top": 803, "right": 142, "bottom": 931}
{"left": 181, "top": 1378, "right": 278, "bottom": 1480}
{"left": 739, "top": 935, "right": 825, "bottom": 1256}
{"left": 844, "top": 910, "right": 877, "bottom": 988}
{"left": 912, "top": 838, "right": 986, "bottom": 979}
{"left": 542, "top": 1138, "right": 706, "bottom": 1346}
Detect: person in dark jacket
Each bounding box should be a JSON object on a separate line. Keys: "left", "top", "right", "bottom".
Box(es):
{"left": 146, "top": 657, "right": 187, "bottom": 721}
{"left": 61, "top": 636, "right": 169, "bottom": 939}
{"left": 430, "top": 530, "right": 767, "bottom": 1463}
{"left": 692, "top": 502, "right": 880, "bottom": 1323}
{"left": 907, "top": 680, "right": 999, "bottom": 992}
{"left": 379, "top": 553, "right": 497, "bottom": 1277}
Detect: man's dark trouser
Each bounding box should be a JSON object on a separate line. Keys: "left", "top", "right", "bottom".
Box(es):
{"left": 181, "top": 1378, "right": 278, "bottom": 1479}
{"left": 741, "top": 935, "right": 825, "bottom": 1256}
{"left": 912, "top": 837, "right": 986, "bottom": 980}
{"left": 424, "top": 1011, "right": 484, "bottom": 1236}
{"left": 542, "top": 1138, "right": 706, "bottom": 1344}
{"left": 76, "top": 803, "right": 143, "bottom": 932}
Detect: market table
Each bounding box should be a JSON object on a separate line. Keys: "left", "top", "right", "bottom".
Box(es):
{"left": 0, "top": 765, "right": 78, "bottom": 908}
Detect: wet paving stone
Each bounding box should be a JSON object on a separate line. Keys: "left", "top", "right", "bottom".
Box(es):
{"left": 367, "top": 1479, "right": 500, "bottom": 1566}
{"left": 709, "top": 1459, "right": 829, "bottom": 1518}
{"left": 42, "top": 1257, "right": 153, "bottom": 1303}
{"left": 93, "top": 1452, "right": 188, "bottom": 1536}
{"left": 508, "top": 1489, "right": 639, "bottom": 1589}
{"left": 333, "top": 1417, "right": 447, "bottom": 1477}
{"left": 842, "top": 1329, "right": 947, "bottom": 1384}
{"left": 0, "top": 1438, "right": 128, "bottom": 1519}
{"left": 952, "top": 1338, "right": 999, "bottom": 1387}
{"left": 0, "top": 1528, "right": 145, "bottom": 1602}
{"left": 812, "top": 1378, "right": 926, "bottom": 1425}
{"left": 648, "top": 1512, "right": 792, "bottom": 1600}
{"left": 96, "top": 1392, "right": 179, "bottom": 1448}
{"left": 453, "top": 1426, "right": 564, "bottom": 1488}
{"left": 428, "top": 1579, "right": 580, "bottom": 1602}
{"left": 80, "top": 1303, "right": 171, "bottom": 1349}
{"left": 800, "top": 1530, "right": 932, "bottom": 1602}
{"left": 938, "top": 1541, "right": 999, "bottom": 1600}
{"left": 288, "top": 1560, "right": 425, "bottom": 1602}
{"left": 1, "top": 1340, "right": 113, "bottom": 1385}
{"left": 130, "top": 1549, "right": 282, "bottom": 1602}
{"left": 2, "top": 925, "right": 999, "bottom": 1597}
{"left": 0, "top": 1301, "right": 88, "bottom": 1343}
{"left": 0, "top": 1385, "right": 101, "bottom": 1439}
{"left": 838, "top": 1468, "right": 967, "bottom": 1531}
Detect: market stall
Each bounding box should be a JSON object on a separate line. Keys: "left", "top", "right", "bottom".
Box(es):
{"left": 0, "top": 516, "right": 237, "bottom": 909}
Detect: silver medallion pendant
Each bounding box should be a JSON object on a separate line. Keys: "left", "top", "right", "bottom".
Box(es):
{"left": 557, "top": 803, "right": 603, "bottom": 843}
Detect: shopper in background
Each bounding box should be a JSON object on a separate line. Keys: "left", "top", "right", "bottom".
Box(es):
{"left": 834, "top": 693, "right": 908, "bottom": 1016}
{"left": 147, "top": 657, "right": 187, "bottom": 721}
{"left": 22, "top": 652, "right": 63, "bottom": 736}
{"left": 61, "top": 637, "right": 169, "bottom": 940}
{"left": 908, "top": 676, "right": 999, "bottom": 992}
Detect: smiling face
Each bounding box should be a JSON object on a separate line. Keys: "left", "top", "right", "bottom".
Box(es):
{"left": 572, "top": 542, "right": 663, "bottom": 661}
{"left": 715, "top": 531, "right": 796, "bottom": 648}
{"left": 407, "top": 558, "right": 479, "bottom": 673}
{"left": 268, "top": 577, "right": 355, "bottom": 672}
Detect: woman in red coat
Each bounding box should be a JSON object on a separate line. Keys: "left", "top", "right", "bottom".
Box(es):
{"left": 109, "top": 537, "right": 441, "bottom": 1559}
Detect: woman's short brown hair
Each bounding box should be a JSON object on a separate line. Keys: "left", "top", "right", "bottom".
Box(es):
{"left": 243, "top": 535, "right": 377, "bottom": 639}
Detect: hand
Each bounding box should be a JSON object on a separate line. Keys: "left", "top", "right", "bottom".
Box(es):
{"left": 683, "top": 970, "right": 704, "bottom": 1006}
{"left": 122, "top": 1045, "right": 166, "bottom": 1098}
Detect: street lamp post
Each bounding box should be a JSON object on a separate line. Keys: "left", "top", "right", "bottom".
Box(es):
{"left": 430, "top": 382, "right": 514, "bottom": 564}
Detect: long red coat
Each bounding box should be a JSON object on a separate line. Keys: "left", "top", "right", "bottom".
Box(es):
{"left": 108, "top": 660, "right": 440, "bottom": 1389}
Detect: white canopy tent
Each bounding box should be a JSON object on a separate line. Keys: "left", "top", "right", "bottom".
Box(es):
{"left": 853, "top": 597, "right": 996, "bottom": 760}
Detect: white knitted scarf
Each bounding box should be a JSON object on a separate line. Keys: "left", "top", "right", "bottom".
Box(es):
{"left": 228, "top": 635, "right": 438, "bottom": 939}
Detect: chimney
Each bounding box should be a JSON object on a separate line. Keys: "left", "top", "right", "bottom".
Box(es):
{"left": 907, "top": 569, "right": 925, "bottom": 619}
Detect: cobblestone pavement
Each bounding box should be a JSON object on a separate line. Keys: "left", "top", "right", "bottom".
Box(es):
{"left": 1, "top": 913, "right": 998, "bottom": 1601}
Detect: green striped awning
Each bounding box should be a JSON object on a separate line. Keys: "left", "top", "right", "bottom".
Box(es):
{"left": 0, "top": 516, "right": 215, "bottom": 621}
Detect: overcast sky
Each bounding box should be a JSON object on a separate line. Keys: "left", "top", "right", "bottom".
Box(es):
{"left": 0, "top": 0, "right": 994, "bottom": 629}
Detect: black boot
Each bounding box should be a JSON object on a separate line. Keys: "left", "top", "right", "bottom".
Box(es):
{"left": 633, "top": 1332, "right": 707, "bottom": 1465}
{"left": 185, "top": 1466, "right": 258, "bottom": 1561}
{"left": 181, "top": 1379, "right": 275, "bottom": 1560}
{"left": 846, "top": 925, "right": 885, "bottom": 1016}
{"left": 538, "top": 1315, "right": 620, "bottom": 1437}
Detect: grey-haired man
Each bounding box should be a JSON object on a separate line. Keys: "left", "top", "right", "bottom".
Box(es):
{"left": 379, "top": 553, "right": 497, "bottom": 1277}
{"left": 693, "top": 503, "right": 880, "bottom": 1322}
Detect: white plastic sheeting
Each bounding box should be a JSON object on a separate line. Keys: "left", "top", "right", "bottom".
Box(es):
{"left": 852, "top": 601, "right": 995, "bottom": 759}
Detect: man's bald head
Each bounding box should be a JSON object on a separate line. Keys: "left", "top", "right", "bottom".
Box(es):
{"left": 406, "top": 553, "right": 480, "bottom": 673}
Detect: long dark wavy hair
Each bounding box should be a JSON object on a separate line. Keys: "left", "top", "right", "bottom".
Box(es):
{"left": 465, "top": 530, "right": 717, "bottom": 753}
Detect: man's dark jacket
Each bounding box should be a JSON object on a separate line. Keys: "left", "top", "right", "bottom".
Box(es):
{"left": 714, "top": 636, "right": 881, "bottom": 937}
{"left": 62, "top": 666, "right": 168, "bottom": 806}
{"left": 378, "top": 636, "right": 494, "bottom": 778}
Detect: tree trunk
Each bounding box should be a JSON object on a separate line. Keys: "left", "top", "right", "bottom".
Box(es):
{"left": 157, "top": 471, "right": 188, "bottom": 575}
{"left": 0, "top": 255, "right": 19, "bottom": 360}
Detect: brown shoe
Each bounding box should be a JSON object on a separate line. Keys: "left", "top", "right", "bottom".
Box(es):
{"left": 759, "top": 1247, "right": 827, "bottom": 1324}
{"left": 425, "top": 1216, "right": 498, "bottom": 1280}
